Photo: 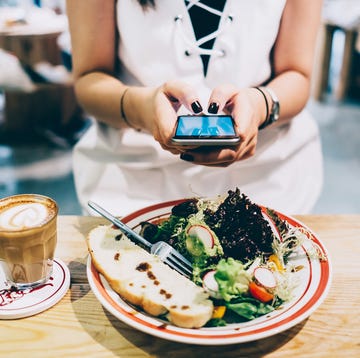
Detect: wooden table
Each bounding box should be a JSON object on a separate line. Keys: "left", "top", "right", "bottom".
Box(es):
{"left": 1, "top": 215, "right": 359, "bottom": 357}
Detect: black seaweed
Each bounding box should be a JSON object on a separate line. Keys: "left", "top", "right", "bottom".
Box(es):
{"left": 171, "top": 199, "right": 199, "bottom": 217}
{"left": 204, "top": 188, "right": 275, "bottom": 261}
{"left": 139, "top": 222, "right": 160, "bottom": 243}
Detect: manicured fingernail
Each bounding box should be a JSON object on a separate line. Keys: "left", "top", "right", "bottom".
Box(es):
{"left": 208, "top": 102, "right": 219, "bottom": 114}
{"left": 191, "top": 101, "right": 203, "bottom": 114}
{"left": 180, "top": 153, "right": 194, "bottom": 162}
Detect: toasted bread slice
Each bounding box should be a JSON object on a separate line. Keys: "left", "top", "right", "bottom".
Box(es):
{"left": 87, "top": 225, "right": 213, "bottom": 328}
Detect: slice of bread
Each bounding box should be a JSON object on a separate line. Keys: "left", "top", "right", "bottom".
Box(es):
{"left": 87, "top": 224, "right": 214, "bottom": 328}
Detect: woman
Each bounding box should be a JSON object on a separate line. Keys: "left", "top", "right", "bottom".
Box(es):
{"left": 66, "top": 0, "right": 323, "bottom": 216}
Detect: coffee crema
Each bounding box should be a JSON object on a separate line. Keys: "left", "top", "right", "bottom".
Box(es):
{"left": 0, "top": 202, "right": 51, "bottom": 230}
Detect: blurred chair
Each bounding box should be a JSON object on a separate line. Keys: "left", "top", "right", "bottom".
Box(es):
{"left": 312, "top": 0, "right": 360, "bottom": 101}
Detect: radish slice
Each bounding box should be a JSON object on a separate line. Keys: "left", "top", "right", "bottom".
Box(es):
{"left": 187, "top": 225, "right": 214, "bottom": 249}
{"left": 253, "top": 267, "right": 277, "bottom": 289}
{"left": 203, "top": 270, "right": 222, "bottom": 299}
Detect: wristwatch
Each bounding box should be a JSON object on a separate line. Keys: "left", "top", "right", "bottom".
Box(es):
{"left": 259, "top": 86, "right": 280, "bottom": 129}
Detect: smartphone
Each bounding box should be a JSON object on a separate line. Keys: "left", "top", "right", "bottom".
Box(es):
{"left": 172, "top": 115, "right": 240, "bottom": 146}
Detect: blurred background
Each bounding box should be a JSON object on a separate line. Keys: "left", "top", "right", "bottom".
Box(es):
{"left": 0, "top": 0, "right": 359, "bottom": 215}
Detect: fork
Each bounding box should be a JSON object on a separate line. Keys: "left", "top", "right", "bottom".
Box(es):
{"left": 88, "top": 201, "right": 193, "bottom": 278}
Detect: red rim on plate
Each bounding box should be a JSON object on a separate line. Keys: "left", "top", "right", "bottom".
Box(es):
{"left": 87, "top": 199, "right": 332, "bottom": 345}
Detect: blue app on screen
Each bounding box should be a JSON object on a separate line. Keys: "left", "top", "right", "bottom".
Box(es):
{"left": 176, "top": 116, "right": 235, "bottom": 137}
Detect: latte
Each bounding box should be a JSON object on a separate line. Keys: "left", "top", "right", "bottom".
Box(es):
{"left": 0, "top": 194, "right": 58, "bottom": 289}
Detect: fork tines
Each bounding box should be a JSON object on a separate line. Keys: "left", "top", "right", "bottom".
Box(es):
{"left": 166, "top": 252, "right": 193, "bottom": 278}
{"left": 153, "top": 242, "right": 193, "bottom": 278}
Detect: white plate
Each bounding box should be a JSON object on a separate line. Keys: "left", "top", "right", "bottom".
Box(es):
{"left": 0, "top": 259, "right": 70, "bottom": 319}
{"left": 87, "top": 199, "right": 332, "bottom": 345}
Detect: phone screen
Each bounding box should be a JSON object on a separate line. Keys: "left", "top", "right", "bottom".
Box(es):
{"left": 172, "top": 115, "right": 240, "bottom": 145}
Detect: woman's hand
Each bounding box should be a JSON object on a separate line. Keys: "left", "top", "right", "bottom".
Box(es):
{"left": 134, "top": 80, "right": 204, "bottom": 155}
{"left": 179, "top": 85, "right": 267, "bottom": 167}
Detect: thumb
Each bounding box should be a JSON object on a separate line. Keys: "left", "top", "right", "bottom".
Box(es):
{"left": 162, "top": 80, "right": 203, "bottom": 114}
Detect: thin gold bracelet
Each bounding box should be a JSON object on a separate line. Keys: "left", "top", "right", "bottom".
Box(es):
{"left": 120, "top": 87, "right": 140, "bottom": 131}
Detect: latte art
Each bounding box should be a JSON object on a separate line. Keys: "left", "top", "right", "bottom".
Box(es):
{"left": 0, "top": 203, "right": 48, "bottom": 230}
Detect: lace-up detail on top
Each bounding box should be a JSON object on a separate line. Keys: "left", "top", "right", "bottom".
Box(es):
{"left": 175, "top": 0, "right": 230, "bottom": 76}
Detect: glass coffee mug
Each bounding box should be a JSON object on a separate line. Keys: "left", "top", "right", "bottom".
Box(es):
{"left": 0, "top": 194, "right": 58, "bottom": 290}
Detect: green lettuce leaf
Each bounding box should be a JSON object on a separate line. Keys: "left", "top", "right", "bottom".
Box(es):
{"left": 226, "top": 297, "right": 274, "bottom": 320}
{"left": 215, "top": 258, "right": 251, "bottom": 302}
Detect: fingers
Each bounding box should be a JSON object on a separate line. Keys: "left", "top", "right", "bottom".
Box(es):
{"left": 207, "top": 84, "right": 239, "bottom": 114}
{"left": 162, "top": 80, "right": 203, "bottom": 114}
{"left": 156, "top": 80, "right": 204, "bottom": 151}
{"left": 153, "top": 83, "right": 262, "bottom": 168}
{"left": 152, "top": 82, "right": 261, "bottom": 167}
{"left": 152, "top": 88, "right": 199, "bottom": 152}
{"left": 179, "top": 146, "right": 239, "bottom": 167}
{"left": 180, "top": 131, "right": 257, "bottom": 167}
{"left": 208, "top": 87, "right": 261, "bottom": 140}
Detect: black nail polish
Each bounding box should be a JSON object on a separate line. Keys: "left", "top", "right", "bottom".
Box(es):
{"left": 191, "top": 101, "right": 203, "bottom": 114}
{"left": 208, "top": 102, "right": 219, "bottom": 114}
{"left": 180, "top": 153, "right": 194, "bottom": 162}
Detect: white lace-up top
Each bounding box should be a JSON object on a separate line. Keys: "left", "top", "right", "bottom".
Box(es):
{"left": 73, "top": 0, "right": 323, "bottom": 216}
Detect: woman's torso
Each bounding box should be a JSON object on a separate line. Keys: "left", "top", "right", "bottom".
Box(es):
{"left": 73, "top": 0, "right": 323, "bottom": 216}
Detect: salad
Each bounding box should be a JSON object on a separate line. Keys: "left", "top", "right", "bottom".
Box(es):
{"left": 139, "top": 188, "right": 327, "bottom": 326}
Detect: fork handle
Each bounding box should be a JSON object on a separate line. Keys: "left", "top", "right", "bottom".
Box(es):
{"left": 88, "top": 201, "right": 152, "bottom": 249}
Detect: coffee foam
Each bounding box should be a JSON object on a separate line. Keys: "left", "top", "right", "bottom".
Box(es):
{"left": 0, "top": 202, "right": 49, "bottom": 230}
